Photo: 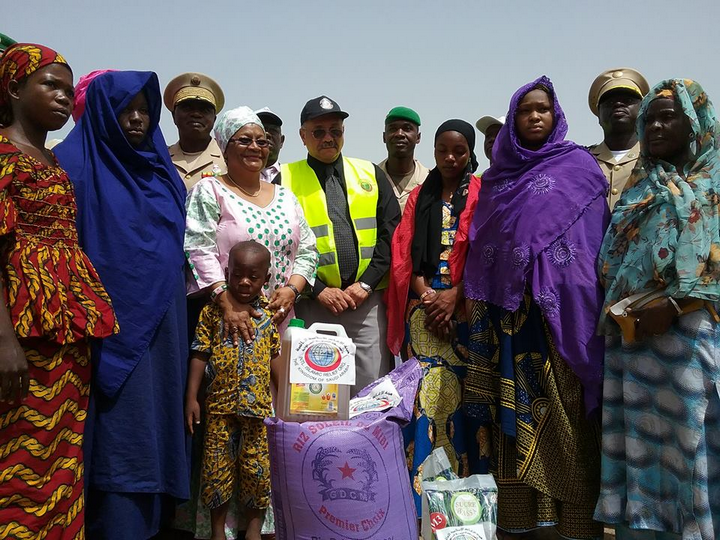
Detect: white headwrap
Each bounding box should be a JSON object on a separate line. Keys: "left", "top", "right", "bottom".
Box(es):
{"left": 214, "top": 106, "right": 263, "bottom": 153}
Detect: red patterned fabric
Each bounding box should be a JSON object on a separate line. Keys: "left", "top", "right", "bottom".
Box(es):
{"left": 0, "top": 137, "right": 117, "bottom": 539}
{"left": 449, "top": 174, "right": 482, "bottom": 287}
{"left": 0, "top": 137, "right": 117, "bottom": 343}
{"left": 0, "top": 340, "right": 89, "bottom": 540}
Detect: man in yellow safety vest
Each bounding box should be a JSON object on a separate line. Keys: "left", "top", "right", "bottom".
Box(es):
{"left": 282, "top": 95, "right": 401, "bottom": 394}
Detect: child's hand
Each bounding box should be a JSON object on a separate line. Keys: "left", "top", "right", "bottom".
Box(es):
{"left": 185, "top": 400, "right": 201, "bottom": 435}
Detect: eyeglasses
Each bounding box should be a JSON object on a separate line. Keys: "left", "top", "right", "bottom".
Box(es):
{"left": 307, "top": 128, "right": 344, "bottom": 140}
{"left": 228, "top": 137, "right": 270, "bottom": 148}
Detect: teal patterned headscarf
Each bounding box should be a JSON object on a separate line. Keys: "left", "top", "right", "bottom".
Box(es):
{"left": 598, "top": 79, "right": 720, "bottom": 328}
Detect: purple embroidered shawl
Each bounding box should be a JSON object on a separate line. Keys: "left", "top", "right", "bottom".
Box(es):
{"left": 464, "top": 76, "right": 610, "bottom": 414}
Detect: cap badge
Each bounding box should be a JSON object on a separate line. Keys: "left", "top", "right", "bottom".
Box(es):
{"left": 191, "top": 75, "right": 201, "bottom": 86}
{"left": 319, "top": 97, "right": 333, "bottom": 110}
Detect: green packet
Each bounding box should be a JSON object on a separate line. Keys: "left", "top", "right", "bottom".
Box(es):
{"left": 421, "top": 475, "right": 497, "bottom": 540}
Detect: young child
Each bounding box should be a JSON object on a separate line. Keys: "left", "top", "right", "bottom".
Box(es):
{"left": 185, "top": 240, "right": 279, "bottom": 540}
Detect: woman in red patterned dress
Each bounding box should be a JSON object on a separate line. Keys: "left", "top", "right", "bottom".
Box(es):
{"left": 0, "top": 44, "right": 117, "bottom": 539}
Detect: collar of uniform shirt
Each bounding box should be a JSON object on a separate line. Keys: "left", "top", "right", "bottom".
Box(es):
{"left": 307, "top": 153, "right": 345, "bottom": 188}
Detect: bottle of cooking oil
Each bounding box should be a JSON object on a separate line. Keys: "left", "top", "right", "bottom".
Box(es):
{"left": 275, "top": 318, "right": 352, "bottom": 422}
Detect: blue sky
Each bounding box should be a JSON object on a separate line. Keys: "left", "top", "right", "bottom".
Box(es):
{"left": 7, "top": 0, "right": 720, "bottom": 170}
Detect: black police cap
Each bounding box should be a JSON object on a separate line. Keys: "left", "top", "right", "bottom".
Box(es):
{"left": 300, "top": 95, "right": 349, "bottom": 125}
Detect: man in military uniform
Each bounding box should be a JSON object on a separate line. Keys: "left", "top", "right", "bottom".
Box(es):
{"left": 164, "top": 72, "right": 225, "bottom": 190}
{"left": 282, "top": 96, "right": 401, "bottom": 394}
{"left": 588, "top": 68, "right": 649, "bottom": 208}
{"left": 256, "top": 107, "right": 284, "bottom": 184}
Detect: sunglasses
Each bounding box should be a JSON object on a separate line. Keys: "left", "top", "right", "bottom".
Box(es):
{"left": 228, "top": 137, "right": 270, "bottom": 148}
{"left": 307, "top": 128, "right": 344, "bottom": 140}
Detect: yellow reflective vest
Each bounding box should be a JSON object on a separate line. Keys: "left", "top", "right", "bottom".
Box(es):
{"left": 282, "top": 157, "right": 379, "bottom": 288}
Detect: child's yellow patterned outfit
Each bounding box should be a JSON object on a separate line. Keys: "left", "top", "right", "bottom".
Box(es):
{"left": 192, "top": 302, "right": 280, "bottom": 510}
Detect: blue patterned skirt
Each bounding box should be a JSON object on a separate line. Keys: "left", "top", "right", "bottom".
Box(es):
{"left": 595, "top": 309, "right": 720, "bottom": 539}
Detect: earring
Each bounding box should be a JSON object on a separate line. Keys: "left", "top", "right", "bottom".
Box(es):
{"left": 689, "top": 138, "right": 698, "bottom": 159}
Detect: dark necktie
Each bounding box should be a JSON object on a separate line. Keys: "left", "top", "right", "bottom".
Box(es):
{"left": 324, "top": 171, "right": 358, "bottom": 284}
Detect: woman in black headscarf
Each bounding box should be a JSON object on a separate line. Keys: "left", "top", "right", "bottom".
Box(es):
{"left": 386, "top": 119, "right": 481, "bottom": 514}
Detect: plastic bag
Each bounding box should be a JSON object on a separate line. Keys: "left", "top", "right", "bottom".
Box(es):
{"left": 421, "top": 473, "right": 498, "bottom": 540}
{"left": 421, "top": 447, "right": 459, "bottom": 483}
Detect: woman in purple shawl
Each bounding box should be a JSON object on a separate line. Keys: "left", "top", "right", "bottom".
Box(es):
{"left": 462, "top": 76, "right": 608, "bottom": 539}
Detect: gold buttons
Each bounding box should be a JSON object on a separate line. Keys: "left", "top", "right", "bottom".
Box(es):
{"left": 185, "top": 174, "right": 191, "bottom": 180}
{"left": 614, "top": 165, "right": 621, "bottom": 171}
{"left": 611, "top": 188, "right": 619, "bottom": 195}
{"left": 628, "top": 153, "right": 635, "bottom": 158}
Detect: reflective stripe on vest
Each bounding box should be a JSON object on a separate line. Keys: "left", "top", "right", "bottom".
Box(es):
{"left": 282, "top": 157, "right": 378, "bottom": 288}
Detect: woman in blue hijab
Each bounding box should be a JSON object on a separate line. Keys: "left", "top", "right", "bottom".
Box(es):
{"left": 55, "top": 71, "right": 190, "bottom": 539}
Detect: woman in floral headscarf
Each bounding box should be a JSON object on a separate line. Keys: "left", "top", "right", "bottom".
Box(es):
{"left": 461, "top": 76, "right": 609, "bottom": 539}
{"left": 595, "top": 79, "right": 720, "bottom": 540}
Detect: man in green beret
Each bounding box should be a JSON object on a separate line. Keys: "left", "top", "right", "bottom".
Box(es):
{"left": 0, "top": 33, "right": 17, "bottom": 59}
{"left": 379, "top": 106, "right": 430, "bottom": 213}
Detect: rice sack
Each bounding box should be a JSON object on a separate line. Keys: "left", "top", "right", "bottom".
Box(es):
{"left": 266, "top": 359, "right": 422, "bottom": 540}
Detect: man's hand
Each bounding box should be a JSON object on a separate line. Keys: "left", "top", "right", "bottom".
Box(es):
{"left": 317, "top": 287, "right": 356, "bottom": 315}
{"left": 344, "top": 282, "right": 370, "bottom": 309}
